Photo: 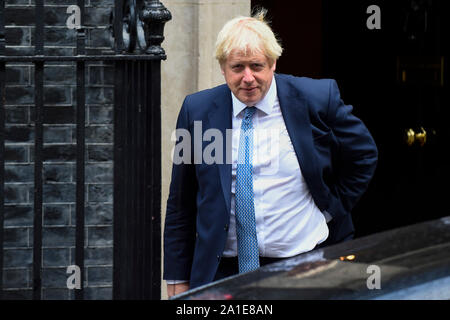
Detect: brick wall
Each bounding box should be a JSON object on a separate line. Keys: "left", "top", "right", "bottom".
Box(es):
{"left": 3, "top": 0, "right": 115, "bottom": 300}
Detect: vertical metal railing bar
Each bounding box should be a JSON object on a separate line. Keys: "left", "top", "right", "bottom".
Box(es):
{"left": 33, "top": 0, "right": 44, "bottom": 301}
{"left": 129, "top": 60, "right": 137, "bottom": 298}
{"left": 150, "top": 60, "right": 162, "bottom": 299}
{"left": 0, "top": 0, "right": 4, "bottom": 52}
{"left": 113, "top": 0, "right": 126, "bottom": 299}
{"left": 124, "top": 60, "right": 130, "bottom": 297}
{"left": 123, "top": 60, "right": 132, "bottom": 298}
{"left": 75, "top": 0, "right": 86, "bottom": 301}
{"left": 147, "top": 60, "right": 155, "bottom": 299}
{"left": 0, "top": 0, "right": 5, "bottom": 300}
{"left": 142, "top": 61, "right": 152, "bottom": 299}
{"left": 114, "top": 0, "right": 124, "bottom": 54}
{"left": 146, "top": 61, "right": 153, "bottom": 299}
{"left": 113, "top": 59, "right": 126, "bottom": 299}
{"left": 121, "top": 60, "right": 129, "bottom": 297}
{"left": 112, "top": 0, "right": 125, "bottom": 299}
{"left": 141, "top": 60, "right": 148, "bottom": 299}
{"left": 147, "top": 60, "right": 157, "bottom": 299}
{"left": 0, "top": 64, "right": 4, "bottom": 301}
{"left": 136, "top": 60, "right": 143, "bottom": 298}
{"left": 148, "top": 61, "right": 157, "bottom": 300}
{"left": 142, "top": 61, "right": 149, "bottom": 299}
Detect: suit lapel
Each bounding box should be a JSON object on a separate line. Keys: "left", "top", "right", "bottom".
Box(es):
{"left": 275, "top": 74, "right": 327, "bottom": 210}
{"left": 208, "top": 86, "right": 233, "bottom": 215}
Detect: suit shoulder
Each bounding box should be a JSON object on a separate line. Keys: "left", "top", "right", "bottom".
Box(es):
{"left": 277, "top": 74, "right": 341, "bottom": 111}
{"left": 276, "top": 74, "right": 342, "bottom": 123}
{"left": 276, "top": 73, "right": 335, "bottom": 96}
{"left": 184, "top": 84, "right": 229, "bottom": 106}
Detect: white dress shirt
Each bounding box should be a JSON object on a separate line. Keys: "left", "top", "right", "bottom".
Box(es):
{"left": 223, "top": 75, "right": 329, "bottom": 258}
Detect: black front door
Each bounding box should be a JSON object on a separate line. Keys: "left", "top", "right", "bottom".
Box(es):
{"left": 252, "top": 0, "right": 450, "bottom": 237}
{"left": 321, "top": 0, "right": 450, "bottom": 236}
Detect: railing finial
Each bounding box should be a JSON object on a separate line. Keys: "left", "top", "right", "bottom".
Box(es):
{"left": 140, "top": 0, "right": 172, "bottom": 56}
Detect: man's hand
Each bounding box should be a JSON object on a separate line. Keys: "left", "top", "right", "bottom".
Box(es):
{"left": 167, "top": 283, "right": 190, "bottom": 298}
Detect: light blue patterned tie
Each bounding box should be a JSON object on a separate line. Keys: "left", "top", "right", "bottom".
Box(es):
{"left": 235, "top": 106, "right": 259, "bottom": 273}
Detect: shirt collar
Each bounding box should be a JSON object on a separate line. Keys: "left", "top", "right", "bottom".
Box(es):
{"left": 232, "top": 75, "right": 277, "bottom": 117}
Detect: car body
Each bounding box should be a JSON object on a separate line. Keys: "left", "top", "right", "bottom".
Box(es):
{"left": 175, "top": 216, "right": 450, "bottom": 300}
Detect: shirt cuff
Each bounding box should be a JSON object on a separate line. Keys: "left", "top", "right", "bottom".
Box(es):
{"left": 322, "top": 210, "right": 333, "bottom": 223}
{"left": 166, "top": 280, "right": 189, "bottom": 285}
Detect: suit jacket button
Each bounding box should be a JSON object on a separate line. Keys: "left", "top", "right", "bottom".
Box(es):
{"left": 217, "top": 255, "right": 221, "bottom": 261}
{"left": 224, "top": 224, "right": 229, "bottom": 232}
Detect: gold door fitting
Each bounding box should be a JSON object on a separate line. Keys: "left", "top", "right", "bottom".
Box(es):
{"left": 405, "top": 127, "right": 427, "bottom": 147}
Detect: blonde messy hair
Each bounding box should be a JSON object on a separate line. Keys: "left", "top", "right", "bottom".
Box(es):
{"left": 214, "top": 8, "right": 283, "bottom": 66}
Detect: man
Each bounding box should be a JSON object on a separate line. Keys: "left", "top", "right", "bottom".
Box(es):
{"left": 164, "top": 10, "right": 378, "bottom": 298}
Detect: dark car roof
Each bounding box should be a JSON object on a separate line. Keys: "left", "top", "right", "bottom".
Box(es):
{"left": 176, "top": 216, "right": 450, "bottom": 300}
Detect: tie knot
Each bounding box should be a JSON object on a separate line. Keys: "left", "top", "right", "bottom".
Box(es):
{"left": 244, "top": 106, "right": 256, "bottom": 119}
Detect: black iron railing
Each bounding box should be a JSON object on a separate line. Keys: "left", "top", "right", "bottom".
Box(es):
{"left": 0, "top": 0, "right": 5, "bottom": 303}
{"left": 0, "top": 0, "right": 171, "bottom": 300}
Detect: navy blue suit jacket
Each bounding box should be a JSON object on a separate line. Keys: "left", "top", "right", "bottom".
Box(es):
{"left": 164, "top": 74, "right": 378, "bottom": 289}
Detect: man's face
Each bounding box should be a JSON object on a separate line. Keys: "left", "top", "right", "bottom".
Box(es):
{"left": 221, "top": 49, "right": 276, "bottom": 106}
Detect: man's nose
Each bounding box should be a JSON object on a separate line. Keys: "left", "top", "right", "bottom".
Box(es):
{"left": 242, "top": 67, "right": 255, "bottom": 83}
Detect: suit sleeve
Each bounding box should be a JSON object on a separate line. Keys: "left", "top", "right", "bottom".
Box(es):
{"left": 163, "top": 98, "right": 198, "bottom": 281}
{"left": 327, "top": 80, "right": 378, "bottom": 213}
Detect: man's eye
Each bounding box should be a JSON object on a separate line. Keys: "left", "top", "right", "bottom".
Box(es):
{"left": 232, "top": 65, "right": 243, "bottom": 70}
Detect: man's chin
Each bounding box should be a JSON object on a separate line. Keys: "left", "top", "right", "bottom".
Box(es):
{"left": 238, "top": 95, "right": 261, "bottom": 106}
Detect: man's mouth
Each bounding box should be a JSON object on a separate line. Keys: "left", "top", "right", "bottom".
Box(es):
{"left": 241, "top": 87, "right": 258, "bottom": 92}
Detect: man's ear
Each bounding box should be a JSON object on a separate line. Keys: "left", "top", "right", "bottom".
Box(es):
{"left": 271, "top": 60, "right": 277, "bottom": 72}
